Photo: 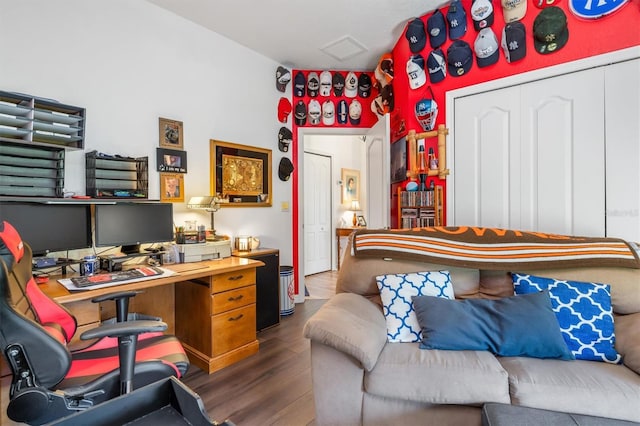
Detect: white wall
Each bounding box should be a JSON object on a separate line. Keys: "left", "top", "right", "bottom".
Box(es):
{"left": 0, "top": 0, "right": 293, "bottom": 264}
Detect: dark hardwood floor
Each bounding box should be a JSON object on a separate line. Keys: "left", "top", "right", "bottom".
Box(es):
{"left": 1, "top": 292, "right": 333, "bottom": 425}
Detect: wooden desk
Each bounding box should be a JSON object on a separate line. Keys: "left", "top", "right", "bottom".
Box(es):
{"left": 336, "top": 227, "right": 363, "bottom": 270}
{"left": 39, "top": 257, "right": 264, "bottom": 374}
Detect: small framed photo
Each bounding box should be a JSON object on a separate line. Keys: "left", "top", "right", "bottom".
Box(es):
{"left": 157, "top": 148, "right": 187, "bottom": 173}
{"left": 159, "top": 117, "right": 184, "bottom": 149}
{"left": 160, "top": 172, "right": 184, "bottom": 202}
{"left": 357, "top": 215, "right": 367, "bottom": 227}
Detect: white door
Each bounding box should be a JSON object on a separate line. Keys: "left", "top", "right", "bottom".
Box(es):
{"left": 304, "top": 151, "right": 332, "bottom": 275}
{"left": 453, "top": 67, "right": 606, "bottom": 236}
{"left": 366, "top": 115, "right": 391, "bottom": 229}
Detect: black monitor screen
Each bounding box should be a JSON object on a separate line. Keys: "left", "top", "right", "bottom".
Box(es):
{"left": 1, "top": 202, "right": 92, "bottom": 257}
{"left": 94, "top": 203, "right": 174, "bottom": 253}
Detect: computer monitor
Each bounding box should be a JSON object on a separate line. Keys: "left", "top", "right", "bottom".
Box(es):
{"left": 94, "top": 203, "right": 174, "bottom": 254}
{"left": 0, "top": 202, "right": 92, "bottom": 257}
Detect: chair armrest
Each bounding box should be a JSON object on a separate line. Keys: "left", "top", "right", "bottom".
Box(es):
{"left": 91, "top": 290, "right": 142, "bottom": 323}
{"left": 303, "top": 293, "right": 387, "bottom": 371}
{"left": 615, "top": 312, "right": 640, "bottom": 374}
{"left": 80, "top": 320, "right": 167, "bottom": 340}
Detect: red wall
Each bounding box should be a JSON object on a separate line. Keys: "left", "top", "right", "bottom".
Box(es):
{"left": 391, "top": 0, "right": 640, "bottom": 226}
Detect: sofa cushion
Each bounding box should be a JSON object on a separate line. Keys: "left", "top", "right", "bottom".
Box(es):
{"left": 614, "top": 312, "right": 640, "bottom": 375}
{"left": 376, "top": 271, "right": 454, "bottom": 342}
{"left": 513, "top": 273, "right": 622, "bottom": 364}
{"left": 413, "top": 291, "right": 574, "bottom": 359}
{"left": 365, "top": 343, "right": 510, "bottom": 405}
{"left": 499, "top": 357, "right": 640, "bottom": 423}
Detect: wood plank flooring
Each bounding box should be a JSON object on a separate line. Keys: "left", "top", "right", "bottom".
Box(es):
{"left": 1, "top": 271, "right": 337, "bottom": 426}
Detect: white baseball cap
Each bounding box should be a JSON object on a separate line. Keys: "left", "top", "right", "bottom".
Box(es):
{"left": 308, "top": 99, "right": 322, "bottom": 125}
{"left": 345, "top": 72, "right": 358, "bottom": 98}
{"left": 349, "top": 100, "right": 362, "bottom": 125}
{"left": 502, "top": 0, "right": 527, "bottom": 22}
{"left": 474, "top": 27, "right": 500, "bottom": 68}
{"left": 319, "top": 71, "right": 332, "bottom": 96}
{"left": 406, "top": 55, "right": 427, "bottom": 90}
{"left": 322, "top": 100, "right": 335, "bottom": 126}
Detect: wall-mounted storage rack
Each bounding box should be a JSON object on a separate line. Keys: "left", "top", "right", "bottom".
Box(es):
{"left": 86, "top": 151, "right": 148, "bottom": 199}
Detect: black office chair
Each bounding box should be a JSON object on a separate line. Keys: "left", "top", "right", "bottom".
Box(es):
{"left": 0, "top": 220, "right": 190, "bottom": 425}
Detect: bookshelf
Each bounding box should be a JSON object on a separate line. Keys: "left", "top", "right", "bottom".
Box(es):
{"left": 397, "top": 186, "right": 443, "bottom": 229}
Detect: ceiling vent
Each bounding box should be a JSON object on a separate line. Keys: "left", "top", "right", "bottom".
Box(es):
{"left": 320, "top": 35, "right": 368, "bottom": 62}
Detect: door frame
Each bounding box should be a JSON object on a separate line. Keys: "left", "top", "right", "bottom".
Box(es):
{"left": 445, "top": 46, "right": 640, "bottom": 225}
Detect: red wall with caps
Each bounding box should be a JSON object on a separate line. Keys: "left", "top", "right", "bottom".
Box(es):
{"left": 391, "top": 0, "right": 640, "bottom": 227}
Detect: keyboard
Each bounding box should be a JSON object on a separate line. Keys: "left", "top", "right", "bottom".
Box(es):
{"left": 71, "top": 266, "right": 164, "bottom": 288}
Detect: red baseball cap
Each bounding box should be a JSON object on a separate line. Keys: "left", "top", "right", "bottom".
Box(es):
{"left": 278, "top": 97, "right": 292, "bottom": 123}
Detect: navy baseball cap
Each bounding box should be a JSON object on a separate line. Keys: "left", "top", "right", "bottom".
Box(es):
{"left": 337, "top": 99, "right": 349, "bottom": 124}
{"left": 447, "top": 0, "right": 468, "bottom": 40}
{"left": 358, "top": 74, "right": 372, "bottom": 98}
{"left": 447, "top": 40, "right": 473, "bottom": 77}
{"left": 307, "top": 72, "right": 320, "bottom": 97}
{"left": 427, "top": 49, "right": 447, "bottom": 83}
{"left": 294, "top": 71, "right": 306, "bottom": 97}
{"left": 332, "top": 72, "right": 345, "bottom": 96}
{"left": 427, "top": 9, "right": 447, "bottom": 48}
{"left": 501, "top": 21, "right": 527, "bottom": 63}
{"left": 405, "top": 18, "right": 427, "bottom": 53}
{"left": 294, "top": 100, "right": 307, "bottom": 125}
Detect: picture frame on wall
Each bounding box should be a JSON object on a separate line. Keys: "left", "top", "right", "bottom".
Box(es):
{"left": 210, "top": 139, "right": 272, "bottom": 207}
{"left": 160, "top": 172, "right": 184, "bottom": 202}
{"left": 341, "top": 168, "right": 360, "bottom": 205}
{"left": 159, "top": 117, "right": 184, "bottom": 149}
{"left": 156, "top": 148, "right": 187, "bottom": 173}
{"left": 390, "top": 136, "right": 407, "bottom": 183}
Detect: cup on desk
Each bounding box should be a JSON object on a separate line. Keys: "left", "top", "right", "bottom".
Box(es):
{"left": 80, "top": 255, "right": 99, "bottom": 276}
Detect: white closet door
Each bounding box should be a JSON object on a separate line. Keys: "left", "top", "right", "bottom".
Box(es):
{"left": 520, "top": 67, "right": 605, "bottom": 236}
{"left": 605, "top": 59, "right": 640, "bottom": 242}
{"left": 453, "top": 85, "right": 521, "bottom": 228}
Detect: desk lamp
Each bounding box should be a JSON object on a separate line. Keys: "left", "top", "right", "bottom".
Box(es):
{"left": 350, "top": 200, "right": 360, "bottom": 227}
{"left": 187, "top": 195, "right": 221, "bottom": 240}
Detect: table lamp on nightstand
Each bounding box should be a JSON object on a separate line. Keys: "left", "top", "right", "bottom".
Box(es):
{"left": 350, "top": 200, "right": 360, "bottom": 227}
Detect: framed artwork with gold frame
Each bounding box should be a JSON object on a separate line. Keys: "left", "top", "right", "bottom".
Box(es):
{"left": 159, "top": 117, "right": 184, "bottom": 149}
{"left": 341, "top": 168, "right": 360, "bottom": 205}
{"left": 160, "top": 172, "right": 184, "bottom": 202}
{"left": 210, "top": 139, "right": 272, "bottom": 207}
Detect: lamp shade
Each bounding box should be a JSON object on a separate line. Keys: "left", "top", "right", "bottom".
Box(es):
{"left": 350, "top": 200, "right": 360, "bottom": 211}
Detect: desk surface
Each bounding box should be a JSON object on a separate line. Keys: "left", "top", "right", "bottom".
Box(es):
{"left": 40, "top": 256, "right": 264, "bottom": 303}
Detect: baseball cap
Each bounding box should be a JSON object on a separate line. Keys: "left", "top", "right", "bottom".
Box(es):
{"left": 471, "top": 0, "right": 494, "bottom": 31}
{"left": 345, "top": 72, "right": 358, "bottom": 98}
{"left": 277, "top": 97, "right": 292, "bottom": 123}
{"left": 278, "top": 157, "right": 294, "bottom": 181}
{"left": 447, "top": 40, "right": 473, "bottom": 77}
{"left": 294, "top": 71, "right": 306, "bottom": 97}
{"left": 415, "top": 89, "right": 439, "bottom": 131}
{"left": 533, "top": 6, "right": 568, "bottom": 54}
{"left": 358, "top": 74, "right": 372, "bottom": 98}
{"left": 502, "top": 0, "right": 527, "bottom": 22}
{"left": 337, "top": 99, "right": 349, "bottom": 124}
{"left": 405, "top": 18, "right": 427, "bottom": 53}
{"left": 406, "top": 55, "right": 427, "bottom": 90}
{"left": 533, "top": 0, "right": 560, "bottom": 8}
{"left": 501, "top": 21, "right": 527, "bottom": 63}
{"left": 349, "top": 100, "right": 362, "bottom": 125}
{"left": 319, "top": 71, "right": 332, "bottom": 96}
{"left": 427, "top": 49, "right": 447, "bottom": 83}
{"left": 474, "top": 28, "right": 500, "bottom": 68}
{"left": 447, "top": 0, "right": 468, "bottom": 40}
{"left": 333, "top": 72, "right": 345, "bottom": 96}
{"left": 294, "top": 100, "right": 307, "bottom": 125}
{"left": 381, "top": 84, "right": 394, "bottom": 112}
{"left": 278, "top": 127, "right": 293, "bottom": 152}
{"left": 427, "top": 9, "right": 447, "bottom": 48}
{"left": 322, "top": 100, "right": 335, "bottom": 126}
{"left": 308, "top": 99, "right": 322, "bottom": 125}
{"left": 371, "top": 95, "right": 385, "bottom": 116}
{"left": 375, "top": 53, "right": 394, "bottom": 88}
{"left": 275, "top": 66, "right": 291, "bottom": 92}
{"left": 307, "top": 72, "right": 320, "bottom": 97}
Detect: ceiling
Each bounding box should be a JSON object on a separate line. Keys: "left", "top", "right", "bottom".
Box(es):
{"left": 146, "top": 0, "right": 446, "bottom": 71}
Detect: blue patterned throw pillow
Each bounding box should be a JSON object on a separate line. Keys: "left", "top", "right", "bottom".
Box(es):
{"left": 376, "top": 271, "right": 454, "bottom": 342}
{"left": 512, "top": 273, "right": 622, "bottom": 364}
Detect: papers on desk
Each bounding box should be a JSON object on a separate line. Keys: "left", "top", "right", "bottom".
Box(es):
{"left": 58, "top": 267, "right": 177, "bottom": 291}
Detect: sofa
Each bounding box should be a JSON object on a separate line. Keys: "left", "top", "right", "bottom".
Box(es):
{"left": 303, "top": 227, "right": 640, "bottom": 426}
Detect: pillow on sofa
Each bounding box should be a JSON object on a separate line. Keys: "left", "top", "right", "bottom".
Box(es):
{"left": 413, "top": 290, "right": 574, "bottom": 360}
{"left": 512, "top": 273, "right": 622, "bottom": 364}
{"left": 376, "top": 271, "right": 454, "bottom": 342}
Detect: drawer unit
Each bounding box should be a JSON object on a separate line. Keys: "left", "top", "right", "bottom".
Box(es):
{"left": 212, "top": 269, "right": 256, "bottom": 293}
{"left": 212, "top": 285, "right": 256, "bottom": 315}
{"left": 212, "top": 304, "right": 256, "bottom": 356}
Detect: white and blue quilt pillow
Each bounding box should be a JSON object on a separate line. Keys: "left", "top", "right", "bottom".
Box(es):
{"left": 376, "top": 271, "right": 454, "bottom": 342}
{"left": 512, "top": 273, "right": 622, "bottom": 364}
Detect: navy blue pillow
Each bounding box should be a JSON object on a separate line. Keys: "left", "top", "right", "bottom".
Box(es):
{"left": 412, "top": 290, "right": 574, "bottom": 360}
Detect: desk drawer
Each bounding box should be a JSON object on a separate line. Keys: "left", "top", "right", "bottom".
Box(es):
{"left": 212, "top": 285, "right": 256, "bottom": 315}
{"left": 212, "top": 269, "right": 256, "bottom": 293}
{"left": 212, "top": 304, "right": 256, "bottom": 356}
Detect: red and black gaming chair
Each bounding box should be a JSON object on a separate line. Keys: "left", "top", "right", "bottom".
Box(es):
{"left": 0, "top": 220, "right": 190, "bottom": 425}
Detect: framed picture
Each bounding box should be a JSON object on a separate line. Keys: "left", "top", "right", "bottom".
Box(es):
{"left": 390, "top": 136, "right": 407, "bottom": 183}
{"left": 160, "top": 172, "right": 184, "bottom": 202}
{"left": 341, "top": 168, "right": 360, "bottom": 205}
{"left": 159, "top": 117, "right": 184, "bottom": 149}
{"left": 357, "top": 215, "right": 367, "bottom": 227}
{"left": 156, "top": 148, "right": 187, "bottom": 173}
{"left": 210, "top": 139, "right": 272, "bottom": 207}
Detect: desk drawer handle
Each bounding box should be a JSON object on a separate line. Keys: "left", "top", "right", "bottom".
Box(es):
{"left": 228, "top": 314, "right": 244, "bottom": 322}
{"left": 227, "top": 275, "right": 244, "bottom": 281}
{"left": 227, "top": 295, "right": 244, "bottom": 302}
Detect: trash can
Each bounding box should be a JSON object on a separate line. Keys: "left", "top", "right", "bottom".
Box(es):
{"left": 280, "top": 266, "right": 295, "bottom": 316}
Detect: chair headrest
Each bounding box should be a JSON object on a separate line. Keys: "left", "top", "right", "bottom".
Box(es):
{"left": 0, "top": 221, "right": 24, "bottom": 269}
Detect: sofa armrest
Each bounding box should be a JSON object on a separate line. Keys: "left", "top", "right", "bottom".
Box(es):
{"left": 304, "top": 292, "right": 387, "bottom": 371}
{"left": 615, "top": 312, "right": 640, "bottom": 374}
